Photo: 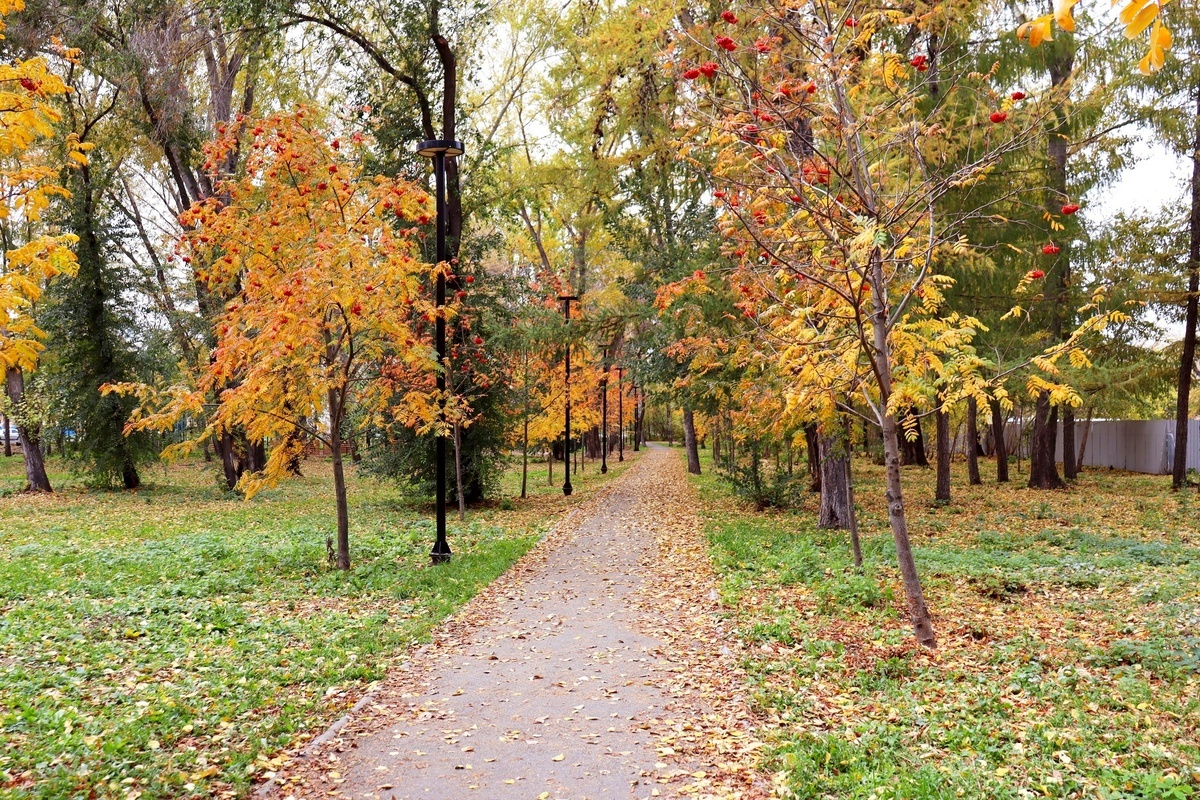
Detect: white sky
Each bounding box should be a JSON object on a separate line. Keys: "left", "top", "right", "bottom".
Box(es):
{"left": 1090, "top": 137, "right": 1190, "bottom": 344}
{"left": 1093, "top": 138, "right": 1190, "bottom": 219}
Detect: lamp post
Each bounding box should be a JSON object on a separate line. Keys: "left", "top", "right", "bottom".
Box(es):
{"left": 600, "top": 346, "right": 609, "bottom": 474}
{"left": 417, "top": 138, "right": 464, "bottom": 565}
{"left": 559, "top": 294, "right": 578, "bottom": 496}
{"left": 616, "top": 366, "right": 624, "bottom": 462}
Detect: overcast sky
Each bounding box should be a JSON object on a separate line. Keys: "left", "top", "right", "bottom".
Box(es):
{"left": 1094, "top": 138, "right": 1190, "bottom": 220}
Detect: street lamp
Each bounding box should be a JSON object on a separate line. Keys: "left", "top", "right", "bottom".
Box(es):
{"left": 600, "top": 345, "right": 609, "bottom": 474}
{"left": 615, "top": 366, "right": 624, "bottom": 462}
{"left": 559, "top": 294, "right": 578, "bottom": 496}
{"left": 417, "top": 138, "right": 464, "bottom": 565}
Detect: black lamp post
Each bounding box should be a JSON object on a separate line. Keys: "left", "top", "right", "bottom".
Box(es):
{"left": 417, "top": 138, "right": 464, "bottom": 565}
{"left": 559, "top": 294, "right": 578, "bottom": 496}
{"left": 616, "top": 366, "right": 624, "bottom": 462}
{"left": 600, "top": 345, "right": 609, "bottom": 474}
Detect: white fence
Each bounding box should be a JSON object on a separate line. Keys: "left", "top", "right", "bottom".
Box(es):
{"left": 1052, "top": 419, "right": 1200, "bottom": 475}
{"left": 983, "top": 419, "right": 1200, "bottom": 475}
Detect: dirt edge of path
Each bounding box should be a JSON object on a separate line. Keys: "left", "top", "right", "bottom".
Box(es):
{"left": 624, "top": 449, "right": 772, "bottom": 799}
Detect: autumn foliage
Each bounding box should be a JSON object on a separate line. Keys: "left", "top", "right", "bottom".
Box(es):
{"left": 113, "top": 109, "right": 442, "bottom": 565}
{"left": 0, "top": 0, "right": 82, "bottom": 374}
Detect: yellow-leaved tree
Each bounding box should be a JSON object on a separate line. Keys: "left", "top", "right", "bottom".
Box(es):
{"left": 672, "top": 0, "right": 1127, "bottom": 646}
{"left": 111, "top": 109, "right": 441, "bottom": 569}
{"left": 1019, "top": 0, "right": 1173, "bottom": 74}
{"left": 0, "top": 0, "right": 83, "bottom": 492}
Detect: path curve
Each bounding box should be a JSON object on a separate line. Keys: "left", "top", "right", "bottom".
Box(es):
{"left": 262, "top": 446, "right": 767, "bottom": 800}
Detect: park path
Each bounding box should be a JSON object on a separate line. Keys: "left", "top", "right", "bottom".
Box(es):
{"left": 262, "top": 446, "right": 767, "bottom": 800}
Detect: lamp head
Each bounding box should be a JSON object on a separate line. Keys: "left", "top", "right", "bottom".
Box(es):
{"left": 417, "top": 139, "right": 465, "bottom": 158}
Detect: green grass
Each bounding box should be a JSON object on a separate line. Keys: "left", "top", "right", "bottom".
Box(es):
{"left": 688, "top": 449, "right": 1200, "bottom": 800}
{"left": 0, "top": 448, "right": 637, "bottom": 799}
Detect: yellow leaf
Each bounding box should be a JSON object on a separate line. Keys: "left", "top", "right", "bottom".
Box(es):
{"left": 1118, "top": 0, "right": 1153, "bottom": 25}
{"left": 1153, "top": 23, "right": 1172, "bottom": 48}
{"left": 1028, "top": 17, "right": 1054, "bottom": 47}
{"left": 1124, "top": 3, "right": 1159, "bottom": 39}
{"left": 1053, "top": 0, "right": 1078, "bottom": 31}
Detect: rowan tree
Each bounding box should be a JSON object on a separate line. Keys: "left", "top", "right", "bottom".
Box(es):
{"left": 670, "top": 0, "right": 1131, "bottom": 646}
{"left": 113, "top": 109, "right": 440, "bottom": 570}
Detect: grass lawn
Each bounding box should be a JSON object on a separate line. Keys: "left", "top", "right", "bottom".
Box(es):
{"left": 0, "top": 447, "right": 638, "bottom": 799}
{"left": 688, "top": 449, "right": 1200, "bottom": 800}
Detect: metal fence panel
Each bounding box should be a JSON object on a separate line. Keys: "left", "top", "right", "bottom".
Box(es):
{"left": 1039, "top": 418, "right": 1200, "bottom": 475}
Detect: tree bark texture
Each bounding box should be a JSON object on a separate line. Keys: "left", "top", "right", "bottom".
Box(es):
{"left": 1062, "top": 406, "right": 1078, "bottom": 481}
{"left": 990, "top": 398, "right": 1010, "bottom": 483}
{"left": 1028, "top": 392, "right": 1065, "bottom": 489}
{"left": 818, "top": 433, "right": 852, "bottom": 530}
{"left": 328, "top": 387, "right": 350, "bottom": 570}
{"left": 683, "top": 408, "right": 701, "bottom": 475}
{"left": 1030, "top": 39, "right": 1074, "bottom": 490}
{"left": 935, "top": 404, "right": 951, "bottom": 503}
{"left": 966, "top": 396, "right": 982, "bottom": 485}
{"left": 1173, "top": 87, "right": 1200, "bottom": 489}
{"left": 4, "top": 368, "right": 52, "bottom": 492}
{"left": 805, "top": 423, "right": 821, "bottom": 492}
{"left": 1077, "top": 408, "right": 1093, "bottom": 474}
{"left": 867, "top": 251, "right": 936, "bottom": 647}
{"left": 899, "top": 410, "right": 929, "bottom": 466}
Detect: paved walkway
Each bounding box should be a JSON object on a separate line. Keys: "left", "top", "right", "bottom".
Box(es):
{"left": 266, "top": 446, "right": 763, "bottom": 800}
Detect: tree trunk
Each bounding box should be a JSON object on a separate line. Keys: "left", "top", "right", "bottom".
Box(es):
{"left": 641, "top": 396, "right": 649, "bottom": 445}
{"left": 728, "top": 421, "right": 735, "bottom": 471}
{"left": 327, "top": 388, "right": 350, "bottom": 570}
{"left": 248, "top": 439, "right": 267, "bottom": 473}
{"left": 712, "top": 414, "right": 722, "bottom": 465}
{"left": 632, "top": 389, "right": 642, "bottom": 452}
{"left": 284, "top": 433, "right": 304, "bottom": 477}
{"left": 805, "top": 423, "right": 821, "bottom": 492}
{"left": 1062, "top": 406, "right": 1077, "bottom": 481}
{"left": 4, "top": 368, "right": 52, "bottom": 492}
{"left": 218, "top": 431, "right": 240, "bottom": 491}
{"left": 521, "top": 417, "right": 529, "bottom": 499}
{"left": 665, "top": 405, "right": 673, "bottom": 446}
{"left": 868, "top": 249, "right": 936, "bottom": 647}
{"left": 966, "top": 396, "right": 982, "bottom": 486}
{"left": 122, "top": 458, "right": 140, "bottom": 490}
{"left": 1077, "top": 408, "right": 1093, "bottom": 473}
{"left": 548, "top": 444, "right": 554, "bottom": 486}
{"left": 683, "top": 407, "right": 701, "bottom": 475}
{"left": 990, "top": 398, "right": 1009, "bottom": 483}
{"left": 818, "top": 433, "right": 852, "bottom": 529}
{"left": 1173, "top": 88, "right": 1200, "bottom": 490}
{"left": 845, "top": 450, "right": 862, "bottom": 569}
{"left": 1028, "top": 392, "right": 1065, "bottom": 489}
{"left": 935, "top": 403, "right": 951, "bottom": 503}
{"left": 899, "top": 410, "right": 929, "bottom": 466}
{"left": 3, "top": 413, "right": 10, "bottom": 457}
{"left": 1031, "top": 41, "right": 1074, "bottom": 491}
{"left": 454, "top": 422, "right": 466, "bottom": 521}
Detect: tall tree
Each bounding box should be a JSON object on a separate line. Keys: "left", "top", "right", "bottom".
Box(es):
{"left": 0, "top": 0, "right": 81, "bottom": 491}
{"left": 41, "top": 81, "right": 157, "bottom": 488}
{"left": 115, "top": 110, "right": 438, "bottom": 569}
